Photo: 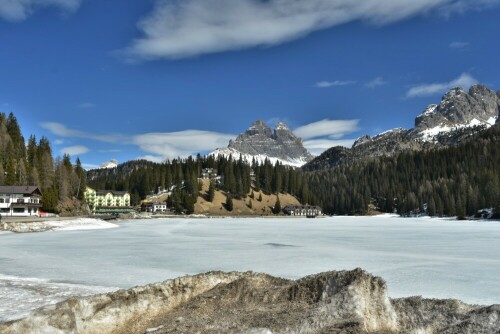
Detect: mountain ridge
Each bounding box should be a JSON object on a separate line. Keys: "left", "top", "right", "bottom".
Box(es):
{"left": 303, "top": 84, "right": 499, "bottom": 171}
{"left": 210, "top": 120, "right": 313, "bottom": 167}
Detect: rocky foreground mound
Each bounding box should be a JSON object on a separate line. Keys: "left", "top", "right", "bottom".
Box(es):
{"left": 1, "top": 269, "right": 499, "bottom": 334}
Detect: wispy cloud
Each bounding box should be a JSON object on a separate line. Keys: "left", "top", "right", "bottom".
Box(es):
{"left": 82, "top": 163, "right": 100, "bottom": 170}
{"left": 41, "top": 121, "right": 236, "bottom": 161}
{"left": 314, "top": 80, "right": 356, "bottom": 88}
{"left": 449, "top": 41, "right": 470, "bottom": 50}
{"left": 78, "top": 102, "right": 96, "bottom": 109}
{"left": 133, "top": 130, "right": 235, "bottom": 161}
{"left": 121, "top": 0, "right": 500, "bottom": 60}
{"left": 406, "top": 72, "right": 478, "bottom": 98}
{"left": 0, "top": 0, "right": 82, "bottom": 21}
{"left": 99, "top": 149, "right": 122, "bottom": 153}
{"left": 40, "top": 122, "right": 125, "bottom": 143}
{"left": 366, "top": 77, "right": 388, "bottom": 88}
{"left": 303, "top": 138, "right": 356, "bottom": 155}
{"left": 61, "top": 145, "right": 89, "bottom": 156}
{"left": 294, "top": 119, "right": 360, "bottom": 140}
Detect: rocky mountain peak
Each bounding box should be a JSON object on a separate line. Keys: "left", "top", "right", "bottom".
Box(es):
{"left": 414, "top": 84, "right": 499, "bottom": 132}
{"left": 304, "top": 83, "right": 500, "bottom": 171}
{"left": 212, "top": 120, "right": 313, "bottom": 167}
{"left": 245, "top": 119, "right": 272, "bottom": 137}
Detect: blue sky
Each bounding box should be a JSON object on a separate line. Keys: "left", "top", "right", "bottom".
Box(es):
{"left": 1, "top": 0, "right": 499, "bottom": 168}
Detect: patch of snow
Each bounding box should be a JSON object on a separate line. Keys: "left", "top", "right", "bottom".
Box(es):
{"left": 0, "top": 273, "right": 116, "bottom": 322}
{"left": 210, "top": 147, "right": 308, "bottom": 167}
{"left": 98, "top": 159, "right": 118, "bottom": 169}
{"left": 47, "top": 218, "right": 119, "bottom": 231}
{"left": 374, "top": 128, "right": 405, "bottom": 139}
{"left": 418, "top": 116, "right": 497, "bottom": 142}
{"left": 275, "top": 122, "right": 289, "bottom": 130}
{"left": 418, "top": 104, "right": 437, "bottom": 118}
{"left": 487, "top": 116, "right": 498, "bottom": 125}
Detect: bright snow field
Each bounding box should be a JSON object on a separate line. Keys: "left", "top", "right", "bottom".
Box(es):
{"left": 1, "top": 216, "right": 499, "bottom": 321}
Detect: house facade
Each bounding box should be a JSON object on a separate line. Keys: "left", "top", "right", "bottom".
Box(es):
{"left": 141, "top": 201, "right": 168, "bottom": 213}
{"left": 0, "top": 186, "right": 43, "bottom": 217}
{"left": 84, "top": 187, "right": 132, "bottom": 214}
{"left": 200, "top": 168, "right": 218, "bottom": 179}
{"left": 283, "top": 205, "right": 322, "bottom": 217}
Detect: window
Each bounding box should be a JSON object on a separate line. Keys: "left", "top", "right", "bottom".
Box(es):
{"left": 1, "top": 208, "right": 9, "bottom": 213}
{"left": 13, "top": 208, "right": 25, "bottom": 213}
{"left": 0, "top": 199, "right": 4, "bottom": 203}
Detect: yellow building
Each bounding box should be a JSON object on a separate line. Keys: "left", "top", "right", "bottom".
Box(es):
{"left": 84, "top": 187, "right": 132, "bottom": 214}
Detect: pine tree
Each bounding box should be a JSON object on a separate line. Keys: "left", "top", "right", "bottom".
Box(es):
{"left": 208, "top": 180, "right": 216, "bottom": 202}
{"left": 225, "top": 193, "right": 233, "bottom": 212}
{"left": 273, "top": 194, "right": 281, "bottom": 214}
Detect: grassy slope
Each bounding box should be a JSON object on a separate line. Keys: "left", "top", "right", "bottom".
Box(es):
{"left": 194, "top": 179, "right": 301, "bottom": 216}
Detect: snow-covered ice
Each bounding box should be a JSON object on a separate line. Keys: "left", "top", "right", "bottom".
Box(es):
{"left": 46, "top": 218, "right": 119, "bottom": 231}
{"left": 1, "top": 216, "right": 500, "bottom": 321}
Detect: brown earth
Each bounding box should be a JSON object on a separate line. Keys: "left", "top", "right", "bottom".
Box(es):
{"left": 194, "top": 179, "right": 301, "bottom": 216}
{"left": 2, "top": 269, "right": 499, "bottom": 334}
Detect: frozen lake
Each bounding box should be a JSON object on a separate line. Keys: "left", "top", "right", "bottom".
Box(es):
{"left": 1, "top": 216, "right": 500, "bottom": 321}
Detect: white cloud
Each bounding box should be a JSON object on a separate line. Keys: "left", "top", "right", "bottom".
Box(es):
{"left": 315, "top": 80, "right": 356, "bottom": 88}
{"left": 82, "top": 163, "right": 99, "bottom": 170}
{"left": 0, "top": 0, "right": 81, "bottom": 21}
{"left": 78, "top": 102, "right": 95, "bottom": 109}
{"left": 406, "top": 72, "right": 478, "bottom": 98}
{"left": 61, "top": 145, "right": 89, "bottom": 156}
{"left": 294, "top": 119, "right": 360, "bottom": 140}
{"left": 40, "top": 122, "right": 125, "bottom": 143}
{"left": 304, "top": 138, "right": 355, "bottom": 155}
{"left": 40, "top": 121, "right": 236, "bottom": 160}
{"left": 53, "top": 139, "right": 64, "bottom": 145}
{"left": 122, "top": 0, "right": 500, "bottom": 60}
{"left": 133, "top": 130, "right": 235, "bottom": 160}
{"left": 366, "top": 77, "right": 388, "bottom": 88}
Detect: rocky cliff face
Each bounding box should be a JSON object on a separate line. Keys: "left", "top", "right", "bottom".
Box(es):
{"left": 211, "top": 120, "right": 314, "bottom": 167}
{"left": 303, "top": 84, "right": 499, "bottom": 171}
{"left": 2, "top": 269, "right": 499, "bottom": 334}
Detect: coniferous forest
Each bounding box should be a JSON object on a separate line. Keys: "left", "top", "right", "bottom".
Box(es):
{"left": 306, "top": 123, "right": 500, "bottom": 218}
{"left": 2, "top": 110, "right": 499, "bottom": 218}
{"left": 0, "top": 112, "right": 87, "bottom": 215}
{"left": 87, "top": 155, "right": 316, "bottom": 213}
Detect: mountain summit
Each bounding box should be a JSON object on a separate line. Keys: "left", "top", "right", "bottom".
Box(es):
{"left": 211, "top": 120, "right": 313, "bottom": 167}
{"left": 303, "top": 84, "right": 499, "bottom": 171}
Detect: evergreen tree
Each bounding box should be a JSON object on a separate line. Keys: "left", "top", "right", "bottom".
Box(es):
{"left": 225, "top": 193, "right": 233, "bottom": 212}
{"left": 208, "top": 180, "right": 216, "bottom": 202}
{"left": 273, "top": 194, "right": 281, "bottom": 214}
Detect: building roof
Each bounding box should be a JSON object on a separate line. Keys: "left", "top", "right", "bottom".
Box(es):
{"left": 96, "top": 190, "right": 129, "bottom": 196}
{"left": 0, "top": 186, "right": 42, "bottom": 196}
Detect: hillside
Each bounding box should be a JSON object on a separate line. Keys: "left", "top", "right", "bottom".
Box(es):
{"left": 194, "top": 179, "right": 301, "bottom": 216}
{"left": 305, "top": 122, "right": 500, "bottom": 217}
{"left": 304, "top": 84, "right": 499, "bottom": 171}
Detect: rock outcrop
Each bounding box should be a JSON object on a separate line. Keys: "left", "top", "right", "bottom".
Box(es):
{"left": 211, "top": 120, "right": 314, "bottom": 167}
{"left": 2, "top": 269, "right": 499, "bottom": 334}
{"left": 304, "top": 84, "right": 500, "bottom": 171}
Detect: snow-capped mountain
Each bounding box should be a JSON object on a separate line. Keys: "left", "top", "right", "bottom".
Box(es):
{"left": 303, "top": 84, "right": 499, "bottom": 171}
{"left": 98, "top": 159, "right": 118, "bottom": 169}
{"left": 210, "top": 120, "right": 313, "bottom": 167}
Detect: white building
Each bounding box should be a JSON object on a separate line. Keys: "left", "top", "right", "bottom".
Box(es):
{"left": 141, "top": 201, "right": 168, "bottom": 213}
{"left": 0, "top": 186, "right": 43, "bottom": 217}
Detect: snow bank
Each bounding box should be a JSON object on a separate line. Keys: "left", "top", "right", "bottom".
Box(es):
{"left": 0, "top": 218, "right": 118, "bottom": 233}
